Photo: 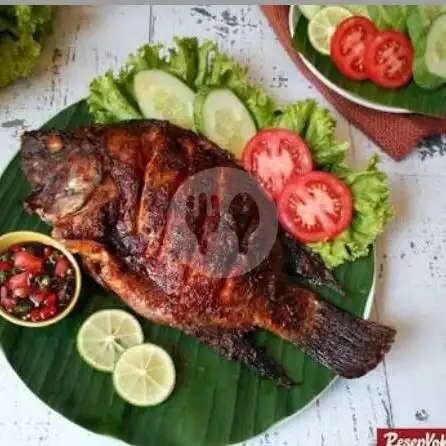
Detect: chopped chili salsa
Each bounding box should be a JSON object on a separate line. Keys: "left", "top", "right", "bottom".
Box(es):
{"left": 0, "top": 242, "right": 75, "bottom": 322}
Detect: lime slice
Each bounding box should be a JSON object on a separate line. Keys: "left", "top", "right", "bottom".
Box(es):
{"left": 308, "top": 6, "right": 352, "bottom": 55}
{"left": 77, "top": 309, "right": 144, "bottom": 372}
{"left": 113, "top": 343, "right": 176, "bottom": 407}
{"left": 299, "top": 5, "right": 323, "bottom": 20}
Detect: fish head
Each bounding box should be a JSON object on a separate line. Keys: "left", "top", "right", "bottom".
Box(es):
{"left": 20, "top": 129, "right": 104, "bottom": 223}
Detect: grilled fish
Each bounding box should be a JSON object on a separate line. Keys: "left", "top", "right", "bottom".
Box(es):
{"left": 20, "top": 120, "right": 396, "bottom": 386}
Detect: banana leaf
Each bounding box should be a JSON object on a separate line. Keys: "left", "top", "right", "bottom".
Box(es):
{"left": 291, "top": 9, "right": 446, "bottom": 117}
{"left": 0, "top": 100, "right": 375, "bottom": 446}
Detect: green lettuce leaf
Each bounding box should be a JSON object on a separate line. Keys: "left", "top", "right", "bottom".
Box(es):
{"left": 309, "top": 155, "right": 394, "bottom": 268}
{"left": 0, "top": 6, "right": 55, "bottom": 89}
{"left": 88, "top": 71, "right": 142, "bottom": 123}
{"left": 268, "top": 100, "right": 349, "bottom": 170}
{"left": 367, "top": 5, "right": 407, "bottom": 31}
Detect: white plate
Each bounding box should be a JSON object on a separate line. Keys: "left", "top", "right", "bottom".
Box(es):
{"left": 288, "top": 5, "right": 411, "bottom": 115}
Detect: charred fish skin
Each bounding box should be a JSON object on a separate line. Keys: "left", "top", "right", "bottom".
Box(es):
{"left": 20, "top": 120, "right": 396, "bottom": 385}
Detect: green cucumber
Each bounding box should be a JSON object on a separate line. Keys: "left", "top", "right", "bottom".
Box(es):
{"left": 133, "top": 69, "right": 195, "bottom": 130}
{"left": 194, "top": 89, "right": 256, "bottom": 158}
{"left": 426, "top": 13, "right": 446, "bottom": 78}
{"left": 413, "top": 33, "right": 445, "bottom": 90}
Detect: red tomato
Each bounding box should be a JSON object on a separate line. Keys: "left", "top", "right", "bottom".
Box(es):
{"left": 14, "top": 251, "right": 43, "bottom": 273}
{"left": 9, "top": 244, "right": 23, "bottom": 253}
{"left": 7, "top": 272, "right": 30, "bottom": 291}
{"left": 55, "top": 257, "right": 70, "bottom": 278}
{"left": 44, "top": 293, "right": 57, "bottom": 306}
{"left": 30, "top": 290, "right": 47, "bottom": 305}
{"left": 0, "top": 262, "right": 10, "bottom": 271}
{"left": 243, "top": 129, "right": 313, "bottom": 200}
{"left": 330, "top": 16, "right": 378, "bottom": 81}
{"left": 364, "top": 30, "right": 413, "bottom": 88}
{"left": 30, "top": 305, "right": 57, "bottom": 322}
{"left": 0, "top": 287, "right": 16, "bottom": 310}
{"left": 277, "top": 171, "right": 353, "bottom": 243}
{"left": 43, "top": 247, "right": 53, "bottom": 258}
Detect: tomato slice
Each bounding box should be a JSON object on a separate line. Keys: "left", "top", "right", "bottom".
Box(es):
{"left": 0, "top": 261, "right": 10, "bottom": 272}
{"left": 243, "top": 129, "right": 313, "bottom": 200}
{"left": 330, "top": 16, "right": 378, "bottom": 81}
{"left": 364, "top": 30, "right": 413, "bottom": 88}
{"left": 277, "top": 171, "right": 353, "bottom": 243}
{"left": 14, "top": 251, "right": 43, "bottom": 273}
{"left": 7, "top": 272, "right": 31, "bottom": 292}
{"left": 55, "top": 257, "right": 70, "bottom": 278}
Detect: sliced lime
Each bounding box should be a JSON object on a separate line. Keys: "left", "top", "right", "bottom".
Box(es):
{"left": 308, "top": 6, "right": 352, "bottom": 55}
{"left": 77, "top": 309, "right": 144, "bottom": 372}
{"left": 299, "top": 5, "right": 323, "bottom": 20}
{"left": 113, "top": 343, "right": 176, "bottom": 407}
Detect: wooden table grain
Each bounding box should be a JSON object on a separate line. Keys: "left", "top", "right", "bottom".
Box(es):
{"left": 0, "top": 6, "right": 443, "bottom": 446}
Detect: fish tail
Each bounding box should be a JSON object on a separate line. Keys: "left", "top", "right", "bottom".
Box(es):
{"left": 299, "top": 299, "right": 396, "bottom": 378}
{"left": 267, "top": 287, "right": 396, "bottom": 378}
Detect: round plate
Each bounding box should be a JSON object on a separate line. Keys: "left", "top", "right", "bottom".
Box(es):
{"left": 288, "top": 5, "right": 411, "bottom": 115}
{"left": 0, "top": 101, "right": 377, "bottom": 446}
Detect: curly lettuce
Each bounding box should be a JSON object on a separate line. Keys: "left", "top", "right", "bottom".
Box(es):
{"left": 87, "top": 36, "right": 393, "bottom": 268}
{"left": 0, "top": 6, "right": 55, "bottom": 89}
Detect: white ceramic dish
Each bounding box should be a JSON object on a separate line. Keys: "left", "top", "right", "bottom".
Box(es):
{"left": 288, "top": 5, "right": 411, "bottom": 115}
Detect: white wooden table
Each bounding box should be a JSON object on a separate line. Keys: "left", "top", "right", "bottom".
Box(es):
{"left": 0, "top": 6, "right": 444, "bottom": 446}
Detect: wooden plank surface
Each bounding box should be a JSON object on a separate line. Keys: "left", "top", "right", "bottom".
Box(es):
{"left": 0, "top": 6, "right": 443, "bottom": 446}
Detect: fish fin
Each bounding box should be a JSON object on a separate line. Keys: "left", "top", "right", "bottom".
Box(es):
{"left": 298, "top": 298, "right": 396, "bottom": 378}
{"left": 279, "top": 229, "right": 346, "bottom": 297}
{"left": 189, "top": 327, "right": 294, "bottom": 387}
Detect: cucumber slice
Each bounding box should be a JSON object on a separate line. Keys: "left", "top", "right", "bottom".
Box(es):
{"left": 195, "top": 89, "right": 256, "bottom": 158}
{"left": 426, "top": 14, "right": 446, "bottom": 78}
{"left": 413, "top": 33, "right": 445, "bottom": 90}
{"left": 299, "top": 5, "right": 323, "bottom": 20}
{"left": 133, "top": 69, "right": 195, "bottom": 130}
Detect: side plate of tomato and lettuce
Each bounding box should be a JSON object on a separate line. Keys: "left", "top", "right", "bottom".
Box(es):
{"left": 292, "top": 5, "right": 446, "bottom": 116}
